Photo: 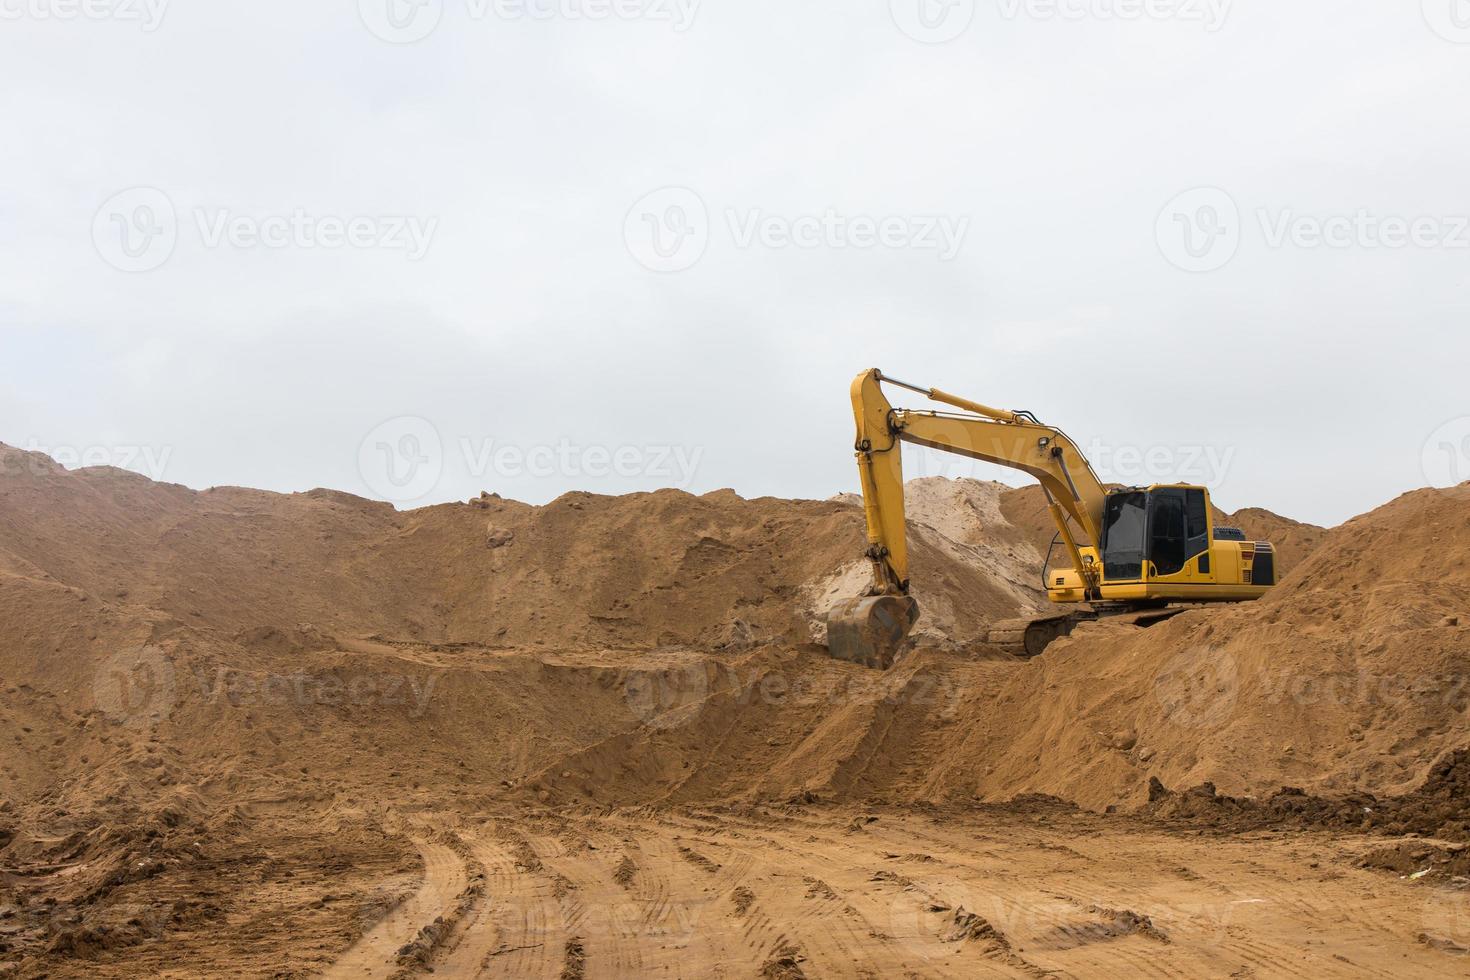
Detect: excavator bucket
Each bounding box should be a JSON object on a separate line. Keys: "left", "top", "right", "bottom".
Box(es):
{"left": 825, "top": 595, "right": 920, "bottom": 670}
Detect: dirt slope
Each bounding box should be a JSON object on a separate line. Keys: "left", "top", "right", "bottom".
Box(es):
{"left": 3, "top": 443, "right": 1468, "bottom": 977}
{"left": 0, "top": 449, "right": 1045, "bottom": 662}
{"left": 0, "top": 445, "right": 1453, "bottom": 822}
{"left": 934, "top": 485, "right": 1470, "bottom": 809}
{"left": 524, "top": 485, "right": 1465, "bottom": 813}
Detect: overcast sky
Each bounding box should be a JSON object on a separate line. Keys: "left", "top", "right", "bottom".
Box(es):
{"left": 2, "top": 1, "right": 1468, "bottom": 527}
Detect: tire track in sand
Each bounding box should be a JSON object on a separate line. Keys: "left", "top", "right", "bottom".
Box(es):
{"left": 322, "top": 833, "right": 467, "bottom": 979}
{"left": 605, "top": 810, "right": 784, "bottom": 972}
{"left": 639, "top": 813, "right": 956, "bottom": 978}
{"left": 835, "top": 810, "right": 1449, "bottom": 979}
{"left": 617, "top": 820, "right": 765, "bottom": 977}
{"left": 433, "top": 825, "right": 568, "bottom": 979}
{"left": 530, "top": 825, "right": 646, "bottom": 977}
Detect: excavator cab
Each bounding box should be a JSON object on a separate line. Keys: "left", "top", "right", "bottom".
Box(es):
{"left": 1099, "top": 486, "right": 1209, "bottom": 583}
{"left": 1093, "top": 485, "right": 1275, "bottom": 598}
{"left": 1048, "top": 486, "right": 1274, "bottom": 600}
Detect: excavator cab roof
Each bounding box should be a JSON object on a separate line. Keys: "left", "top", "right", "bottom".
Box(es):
{"left": 1108, "top": 483, "right": 1212, "bottom": 496}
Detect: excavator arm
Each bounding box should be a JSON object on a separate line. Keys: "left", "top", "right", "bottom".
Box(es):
{"left": 828, "top": 368, "right": 1110, "bottom": 667}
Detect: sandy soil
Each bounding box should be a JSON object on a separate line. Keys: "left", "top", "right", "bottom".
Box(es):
{"left": 42, "top": 794, "right": 1458, "bottom": 979}
{"left": 20, "top": 789, "right": 1463, "bottom": 977}
{"left": 5, "top": 638, "right": 1467, "bottom": 978}
{"left": 2, "top": 445, "right": 1467, "bottom": 977}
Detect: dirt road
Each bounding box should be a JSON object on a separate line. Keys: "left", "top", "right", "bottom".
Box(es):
{"left": 317, "top": 803, "right": 1467, "bottom": 979}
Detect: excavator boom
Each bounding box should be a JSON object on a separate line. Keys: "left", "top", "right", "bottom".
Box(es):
{"left": 845, "top": 368, "right": 1107, "bottom": 597}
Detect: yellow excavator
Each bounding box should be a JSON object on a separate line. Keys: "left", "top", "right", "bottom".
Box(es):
{"left": 826, "top": 369, "right": 1278, "bottom": 668}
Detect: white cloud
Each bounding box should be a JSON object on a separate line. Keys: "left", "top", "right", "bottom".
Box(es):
{"left": 0, "top": 1, "right": 1464, "bottom": 526}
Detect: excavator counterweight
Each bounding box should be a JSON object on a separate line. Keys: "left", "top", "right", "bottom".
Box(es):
{"left": 826, "top": 368, "right": 1278, "bottom": 667}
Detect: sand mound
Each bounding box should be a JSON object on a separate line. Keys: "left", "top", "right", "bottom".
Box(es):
{"left": 1, "top": 442, "right": 1456, "bottom": 827}
{"left": 7, "top": 442, "right": 1469, "bottom": 975}
{"left": 0, "top": 451, "right": 1057, "bottom": 826}
{"left": 0, "top": 447, "right": 1040, "bottom": 666}
{"left": 925, "top": 485, "right": 1470, "bottom": 809}
{"left": 0, "top": 450, "right": 1071, "bottom": 970}
{"left": 523, "top": 486, "right": 1460, "bottom": 814}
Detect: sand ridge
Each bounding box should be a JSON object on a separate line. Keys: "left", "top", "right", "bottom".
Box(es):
{"left": 2, "top": 443, "right": 1467, "bottom": 977}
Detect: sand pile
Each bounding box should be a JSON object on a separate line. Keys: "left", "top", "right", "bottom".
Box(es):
{"left": 526, "top": 486, "right": 1467, "bottom": 815}
{"left": 0, "top": 447, "right": 1038, "bottom": 664}
{"left": 1, "top": 440, "right": 1454, "bottom": 826}
{"left": 819, "top": 478, "right": 1048, "bottom": 648}
{"left": 10, "top": 441, "right": 1468, "bottom": 974}
{"left": 0, "top": 449, "right": 1072, "bottom": 970}
{"left": 11, "top": 437, "right": 1470, "bottom": 979}
{"left": 924, "top": 484, "right": 1470, "bottom": 809}
{"left": 0, "top": 450, "right": 1058, "bottom": 823}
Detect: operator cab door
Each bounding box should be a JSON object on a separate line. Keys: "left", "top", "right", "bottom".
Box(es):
{"left": 1100, "top": 491, "right": 1148, "bottom": 582}
{"left": 1146, "top": 487, "right": 1215, "bottom": 582}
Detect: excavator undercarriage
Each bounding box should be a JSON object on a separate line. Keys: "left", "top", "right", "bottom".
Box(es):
{"left": 986, "top": 612, "right": 1085, "bottom": 660}
{"left": 986, "top": 605, "right": 1191, "bottom": 659}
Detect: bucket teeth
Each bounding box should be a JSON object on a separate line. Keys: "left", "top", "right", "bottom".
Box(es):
{"left": 825, "top": 595, "right": 920, "bottom": 670}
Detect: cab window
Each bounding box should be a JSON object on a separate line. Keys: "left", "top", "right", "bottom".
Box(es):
{"left": 1149, "top": 489, "right": 1188, "bottom": 576}
{"left": 1185, "top": 489, "right": 1210, "bottom": 561}
{"left": 1101, "top": 492, "right": 1147, "bottom": 581}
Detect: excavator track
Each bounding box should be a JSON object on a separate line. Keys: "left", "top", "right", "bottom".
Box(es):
{"left": 986, "top": 613, "right": 1089, "bottom": 659}
{"left": 988, "top": 606, "right": 1194, "bottom": 659}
